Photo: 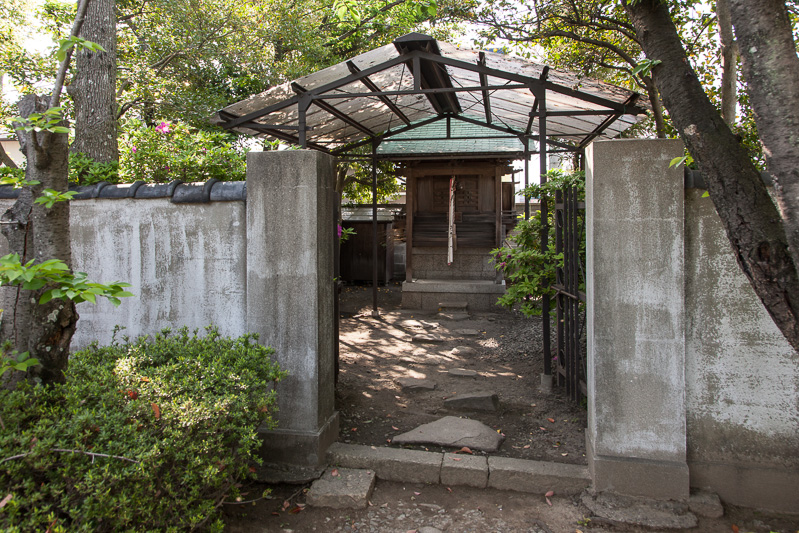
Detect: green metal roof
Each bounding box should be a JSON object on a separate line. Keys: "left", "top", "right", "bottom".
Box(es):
{"left": 377, "top": 115, "right": 523, "bottom": 157}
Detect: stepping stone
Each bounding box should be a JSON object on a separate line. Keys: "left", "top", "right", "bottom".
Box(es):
{"left": 395, "top": 377, "right": 436, "bottom": 391}
{"left": 412, "top": 333, "right": 444, "bottom": 344}
{"left": 399, "top": 319, "right": 424, "bottom": 329}
{"left": 419, "top": 320, "right": 440, "bottom": 329}
{"left": 415, "top": 356, "right": 448, "bottom": 366}
{"left": 448, "top": 368, "right": 478, "bottom": 378}
{"left": 391, "top": 416, "right": 504, "bottom": 452}
{"left": 439, "top": 312, "right": 470, "bottom": 321}
{"left": 455, "top": 329, "right": 480, "bottom": 336}
{"left": 306, "top": 467, "right": 376, "bottom": 509}
{"left": 444, "top": 392, "right": 500, "bottom": 412}
{"left": 451, "top": 346, "right": 477, "bottom": 356}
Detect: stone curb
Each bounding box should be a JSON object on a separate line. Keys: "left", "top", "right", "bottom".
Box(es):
{"left": 327, "top": 443, "right": 590, "bottom": 495}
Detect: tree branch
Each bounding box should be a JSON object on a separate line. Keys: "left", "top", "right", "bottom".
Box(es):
{"left": 1, "top": 448, "right": 141, "bottom": 465}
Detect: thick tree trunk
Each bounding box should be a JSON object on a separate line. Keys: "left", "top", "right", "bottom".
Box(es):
{"left": 729, "top": 0, "right": 799, "bottom": 265}
{"left": 2, "top": 95, "right": 78, "bottom": 384}
{"left": 67, "top": 0, "right": 118, "bottom": 163}
{"left": 717, "top": 0, "right": 738, "bottom": 125}
{"left": 623, "top": 0, "right": 799, "bottom": 351}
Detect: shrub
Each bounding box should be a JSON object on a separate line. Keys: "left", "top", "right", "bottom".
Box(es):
{"left": 0, "top": 327, "right": 286, "bottom": 532}
{"left": 492, "top": 169, "right": 585, "bottom": 316}
{"left": 118, "top": 120, "right": 248, "bottom": 184}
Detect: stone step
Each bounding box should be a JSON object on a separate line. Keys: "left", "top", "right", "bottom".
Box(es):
{"left": 444, "top": 391, "right": 500, "bottom": 412}
{"left": 438, "top": 301, "right": 468, "bottom": 311}
{"left": 306, "top": 467, "right": 376, "bottom": 509}
{"left": 326, "top": 442, "right": 591, "bottom": 495}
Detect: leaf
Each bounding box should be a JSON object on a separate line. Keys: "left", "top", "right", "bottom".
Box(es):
{"left": 547, "top": 418, "right": 555, "bottom": 423}
{"left": 0, "top": 494, "right": 12, "bottom": 509}
{"left": 331, "top": 468, "right": 339, "bottom": 477}
{"left": 391, "top": 425, "right": 399, "bottom": 430}
{"left": 731, "top": 526, "right": 739, "bottom": 533}
{"left": 455, "top": 446, "right": 473, "bottom": 454}
{"left": 288, "top": 505, "right": 303, "bottom": 514}
{"left": 150, "top": 403, "right": 161, "bottom": 419}
{"left": 451, "top": 457, "right": 462, "bottom": 461}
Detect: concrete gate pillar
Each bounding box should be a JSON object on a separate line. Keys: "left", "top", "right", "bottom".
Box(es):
{"left": 585, "top": 139, "right": 689, "bottom": 501}
{"left": 246, "top": 150, "right": 339, "bottom": 468}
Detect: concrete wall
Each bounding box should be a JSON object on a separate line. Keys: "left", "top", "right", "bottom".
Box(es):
{"left": 70, "top": 198, "right": 247, "bottom": 347}
{"left": 684, "top": 189, "right": 799, "bottom": 511}
{"left": 586, "top": 139, "right": 689, "bottom": 501}
{"left": 586, "top": 138, "right": 799, "bottom": 513}
{"left": 0, "top": 150, "right": 339, "bottom": 469}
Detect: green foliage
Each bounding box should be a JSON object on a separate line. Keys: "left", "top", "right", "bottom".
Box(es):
{"left": 0, "top": 341, "right": 38, "bottom": 380}
{"left": 338, "top": 225, "right": 356, "bottom": 243}
{"left": 631, "top": 58, "right": 661, "bottom": 78}
{"left": 55, "top": 35, "right": 105, "bottom": 62}
{"left": 0, "top": 327, "right": 286, "bottom": 532}
{"left": 33, "top": 188, "right": 77, "bottom": 208}
{"left": 491, "top": 169, "right": 585, "bottom": 316}
{"left": 0, "top": 167, "right": 33, "bottom": 187}
{"left": 0, "top": 253, "right": 133, "bottom": 306}
{"left": 118, "top": 120, "right": 248, "bottom": 183}
{"left": 68, "top": 152, "right": 120, "bottom": 185}
{"left": 10, "top": 107, "right": 69, "bottom": 134}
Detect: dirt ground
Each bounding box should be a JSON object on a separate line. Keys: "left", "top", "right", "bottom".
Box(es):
{"left": 224, "top": 283, "right": 799, "bottom": 532}
{"left": 224, "top": 477, "right": 799, "bottom": 533}
{"left": 335, "top": 283, "right": 587, "bottom": 464}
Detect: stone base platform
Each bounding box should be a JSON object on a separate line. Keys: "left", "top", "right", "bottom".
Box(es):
{"left": 401, "top": 279, "right": 506, "bottom": 312}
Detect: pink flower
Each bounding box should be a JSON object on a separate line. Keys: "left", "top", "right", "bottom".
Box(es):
{"left": 337, "top": 224, "right": 343, "bottom": 238}
{"left": 131, "top": 146, "right": 137, "bottom": 153}
{"left": 155, "top": 121, "right": 171, "bottom": 134}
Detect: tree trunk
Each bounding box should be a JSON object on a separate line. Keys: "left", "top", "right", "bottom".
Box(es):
{"left": 0, "top": 143, "right": 18, "bottom": 168}
{"left": 717, "top": 0, "right": 738, "bottom": 125}
{"left": 2, "top": 95, "right": 78, "bottom": 384}
{"left": 622, "top": 0, "right": 799, "bottom": 351}
{"left": 729, "top": 0, "right": 799, "bottom": 265}
{"left": 67, "top": 0, "right": 118, "bottom": 164}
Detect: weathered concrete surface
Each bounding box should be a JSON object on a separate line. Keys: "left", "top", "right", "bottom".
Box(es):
{"left": 440, "top": 453, "right": 488, "bottom": 488}
{"left": 391, "top": 416, "right": 504, "bottom": 452}
{"left": 327, "top": 443, "right": 442, "bottom": 484}
{"left": 488, "top": 456, "right": 590, "bottom": 495}
{"left": 68, "top": 199, "right": 247, "bottom": 348}
{"left": 585, "top": 139, "right": 689, "bottom": 501}
{"left": 581, "top": 491, "right": 698, "bottom": 529}
{"left": 684, "top": 189, "right": 799, "bottom": 513}
{"left": 247, "top": 150, "right": 338, "bottom": 468}
{"left": 306, "top": 467, "right": 376, "bottom": 509}
{"left": 444, "top": 392, "right": 499, "bottom": 412}
{"left": 688, "top": 489, "right": 724, "bottom": 519}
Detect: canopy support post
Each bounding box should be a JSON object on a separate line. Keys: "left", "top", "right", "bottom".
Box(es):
{"left": 539, "top": 89, "right": 553, "bottom": 390}
{"left": 371, "top": 138, "right": 380, "bottom": 317}
{"left": 523, "top": 136, "right": 530, "bottom": 220}
{"left": 298, "top": 95, "right": 311, "bottom": 148}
